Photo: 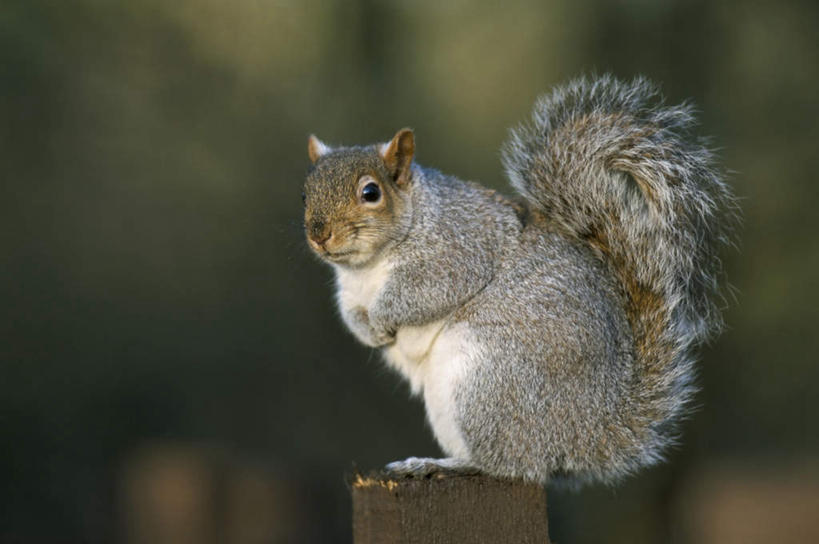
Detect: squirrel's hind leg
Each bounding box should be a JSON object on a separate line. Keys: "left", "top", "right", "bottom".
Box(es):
{"left": 384, "top": 457, "right": 479, "bottom": 478}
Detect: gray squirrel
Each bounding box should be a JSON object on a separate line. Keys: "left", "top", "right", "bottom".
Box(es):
{"left": 302, "top": 75, "right": 737, "bottom": 485}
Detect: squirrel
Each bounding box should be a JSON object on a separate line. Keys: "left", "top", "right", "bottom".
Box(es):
{"left": 302, "top": 75, "right": 737, "bottom": 485}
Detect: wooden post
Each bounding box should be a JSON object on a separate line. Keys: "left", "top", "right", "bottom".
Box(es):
{"left": 351, "top": 470, "right": 550, "bottom": 543}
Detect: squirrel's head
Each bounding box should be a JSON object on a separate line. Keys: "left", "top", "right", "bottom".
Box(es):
{"left": 303, "top": 128, "right": 415, "bottom": 268}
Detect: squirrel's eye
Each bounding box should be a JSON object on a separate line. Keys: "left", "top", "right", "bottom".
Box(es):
{"left": 301, "top": 192, "right": 306, "bottom": 205}
{"left": 361, "top": 182, "right": 381, "bottom": 203}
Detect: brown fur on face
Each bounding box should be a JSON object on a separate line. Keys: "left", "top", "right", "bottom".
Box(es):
{"left": 303, "top": 143, "right": 414, "bottom": 268}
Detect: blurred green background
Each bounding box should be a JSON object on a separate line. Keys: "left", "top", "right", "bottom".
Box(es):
{"left": 2, "top": 0, "right": 818, "bottom": 542}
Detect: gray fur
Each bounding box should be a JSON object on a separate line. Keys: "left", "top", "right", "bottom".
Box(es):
{"left": 368, "top": 172, "right": 521, "bottom": 335}
{"left": 304, "top": 75, "right": 738, "bottom": 485}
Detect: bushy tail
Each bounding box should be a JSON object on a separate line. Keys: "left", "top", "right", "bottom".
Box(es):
{"left": 503, "top": 75, "right": 738, "bottom": 458}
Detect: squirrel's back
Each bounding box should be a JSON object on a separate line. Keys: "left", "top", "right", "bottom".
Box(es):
{"left": 501, "top": 75, "right": 738, "bottom": 476}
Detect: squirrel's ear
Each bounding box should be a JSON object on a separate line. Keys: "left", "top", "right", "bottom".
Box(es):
{"left": 379, "top": 128, "right": 415, "bottom": 185}
{"left": 308, "top": 134, "right": 330, "bottom": 163}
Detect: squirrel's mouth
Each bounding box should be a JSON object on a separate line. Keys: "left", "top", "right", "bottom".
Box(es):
{"left": 306, "top": 233, "right": 368, "bottom": 265}
{"left": 322, "top": 249, "right": 358, "bottom": 262}
{"left": 307, "top": 236, "right": 356, "bottom": 261}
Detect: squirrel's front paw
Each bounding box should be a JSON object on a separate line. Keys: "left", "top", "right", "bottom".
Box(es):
{"left": 350, "top": 307, "right": 395, "bottom": 347}
{"left": 370, "top": 325, "right": 395, "bottom": 346}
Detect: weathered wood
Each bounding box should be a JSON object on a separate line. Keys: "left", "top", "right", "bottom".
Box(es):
{"left": 351, "top": 470, "right": 550, "bottom": 543}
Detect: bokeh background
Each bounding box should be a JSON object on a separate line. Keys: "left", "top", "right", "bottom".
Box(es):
{"left": 2, "top": 0, "right": 818, "bottom": 542}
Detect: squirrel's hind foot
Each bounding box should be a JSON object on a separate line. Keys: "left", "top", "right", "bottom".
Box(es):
{"left": 384, "top": 457, "right": 479, "bottom": 478}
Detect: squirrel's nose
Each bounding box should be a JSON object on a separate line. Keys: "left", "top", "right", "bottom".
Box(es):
{"left": 309, "top": 220, "right": 332, "bottom": 246}
{"left": 311, "top": 231, "right": 332, "bottom": 246}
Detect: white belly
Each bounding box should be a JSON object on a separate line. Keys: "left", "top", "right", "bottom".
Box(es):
{"left": 384, "top": 321, "right": 475, "bottom": 460}
{"left": 333, "top": 259, "right": 474, "bottom": 460}
{"left": 383, "top": 320, "right": 448, "bottom": 392}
